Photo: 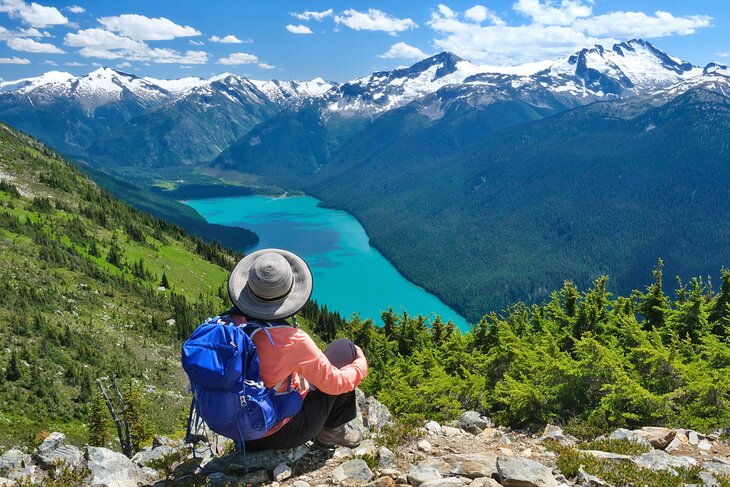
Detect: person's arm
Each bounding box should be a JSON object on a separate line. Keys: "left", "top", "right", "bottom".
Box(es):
{"left": 292, "top": 332, "right": 368, "bottom": 395}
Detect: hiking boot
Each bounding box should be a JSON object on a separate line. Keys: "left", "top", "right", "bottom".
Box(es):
{"left": 315, "top": 423, "right": 362, "bottom": 448}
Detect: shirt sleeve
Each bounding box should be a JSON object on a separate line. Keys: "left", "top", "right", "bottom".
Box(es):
{"left": 290, "top": 331, "right": 368, "bottom": 395}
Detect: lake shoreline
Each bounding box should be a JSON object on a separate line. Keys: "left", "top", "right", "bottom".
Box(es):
{"left": 183, "top": 193, "right": 470, "bottom": 330}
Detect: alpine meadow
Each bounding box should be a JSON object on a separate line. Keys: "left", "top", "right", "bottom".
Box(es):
{"left": 0, "top": 1, "right": 729, "bottom": 486}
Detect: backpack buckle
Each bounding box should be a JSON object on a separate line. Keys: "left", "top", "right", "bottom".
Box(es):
{"left": 239, "top": 394, "right": 247, "bottom": 408}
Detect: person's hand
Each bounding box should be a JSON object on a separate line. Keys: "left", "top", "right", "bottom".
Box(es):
{"left": 354, "top": 345, "right": 365, "bottom": 360}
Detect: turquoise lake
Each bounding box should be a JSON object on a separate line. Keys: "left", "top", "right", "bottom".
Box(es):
{"left": 185, "top": 195, "right": 470, "bottom": 330}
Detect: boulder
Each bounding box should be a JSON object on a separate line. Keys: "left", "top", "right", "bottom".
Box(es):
{"left": 496, "top": 456, "right": 559, "bottom": 487}
{"left": 418, "top": 440, "right": 432, "bottom": 453}
{"left": 131, "top": 445, "right": 178, "bottom": 467}
{"left": 152, "top": 435, "right": 182, "bottom": 448}
{"left": 443, "top": 454, "right": 498, "bottom": 479}
{"left": 201, "top": 444, "right": 309, "bottom": 474}
{"left": 366, "top": 477, "right": 397, "bottom": 487}
{"left": 408, "top": 465, "right": 443, "bottom": 487}
{"left": 577, "top": 466, "right": 610, "bottom": 486}
{"left": 420, "top": 477, "right": 464, "bottom": 487}
{"left": 698, "top": 470, "right": 720, "bottom": 487}
{"left": 608, "top": 428, "right": 652, "bottom": 448}
{"left": 425, "top": 421, "right": 442, "bottom": 435}
{"left": 353, "top": 439, "right": 378, "bottom": 458}
{"left": 688, "top": 431, "right": 700, "bottom": 445}
{"left": 35, "top": 444, "right": 83, "bottom": 470}
{"left": 457, "top": 411, "right": 491, "bottom": 434}
{"left": 35, "top": 432, "right": 65, "bottom": 456}
{"left": 469, "top": 478, "right": 502, "bottom": 487}
{"left": 332, "top": 459, "right": 374, "bottom": 483}
{"left": 698, "top": 439, "right": 713, "bottom": 451}
{"left": 86, "top": 446, "right": 142, "bottom": 487}
{"left": 378, "top": 446, "right": 396, "bottom": 469}
{"left": 703, "top": 458, "right": 730, "bottom": 477}
{"left": 639, "top": 427, "right": 675, "bottom": 449}
{"left": 632, "top": 450, "right": 697, "bottom": 473}
{"left": 0, "top": 449, "right": 28, "bottom": 471}
{"left": 0, "top": 477, "right": 14, "bottom": 487}
{"left": 273, "top": 463, "right": 292, "bottom": 482}
{"left": 362, "top": 396, "right": 393, "bottom": 432}
{"left": 441, "top": 426, "right": 462, "bottom": 437}
{"left": 540, "top": 426, "right": 576, "bottom": 447}
{"left": 334, "top": 446, "right": 354, "bottom": 460}
{"left": 32, "top": 434, "right": 82, "bottom": 470}
{"left": 4, "top": 466, "right": 37, "bottom": 483}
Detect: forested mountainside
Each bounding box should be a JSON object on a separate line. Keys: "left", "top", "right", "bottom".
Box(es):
{"left": 310, "top": 87, "right": 730, "bottom": 321}
{"left": 0, "top": 122, "right": 245, "bottom": 445}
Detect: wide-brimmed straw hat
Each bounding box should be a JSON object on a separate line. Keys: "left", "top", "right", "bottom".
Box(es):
{"left": 228, "top": 248, "right": 313, "bottom": 320}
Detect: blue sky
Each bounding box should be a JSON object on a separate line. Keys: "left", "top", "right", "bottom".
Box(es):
{"left": 0, "top": 0, "right": 727, "bottom": 82}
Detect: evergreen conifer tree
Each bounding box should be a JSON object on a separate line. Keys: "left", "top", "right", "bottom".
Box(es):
{"left": 122, "top": 380, "right": 151, "bottom": 453}
{"left": 160, "top": 272, "right": 170, "bottom": 288}
{"left": 88, "top": 392, "right": 112, "bottom": 447}
{"left": 6, "top": 350, "right": 22, "bottom": 382}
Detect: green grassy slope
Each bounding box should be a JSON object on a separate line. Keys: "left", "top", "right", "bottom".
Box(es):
{"left": 0, "top": 123, "right": 242, "bottom": 447}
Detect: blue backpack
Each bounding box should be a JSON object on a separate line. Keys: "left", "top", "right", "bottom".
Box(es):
{"left": 180, "top": 315, "right": 303, "bottom": 449}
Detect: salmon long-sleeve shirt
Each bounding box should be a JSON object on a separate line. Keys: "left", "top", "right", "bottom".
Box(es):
{"left": 250, "top": 325, "right": 368, "bottom": 436}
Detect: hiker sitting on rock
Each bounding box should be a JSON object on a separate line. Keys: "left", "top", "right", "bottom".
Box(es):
{"left": 221, "top": 248, "right": 368, "bottom": 450}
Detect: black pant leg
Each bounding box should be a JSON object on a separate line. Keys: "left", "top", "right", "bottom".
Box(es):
{"left": 245, "top": 338, "right": 359, "bottom": 450}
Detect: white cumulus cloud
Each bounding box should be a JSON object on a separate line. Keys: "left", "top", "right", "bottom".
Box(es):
{"left": 7, "top": 36, "right": 64, "bottom": 53}
{"left": 0, "top": 0, "right": 68, "bottom": 27}
{"left": 258, "top": 62, "right": 275, "bottom": 70}
{"left": 67, "top": 5, "right": 84, "bottom": 14}
{"left": 99, "top": 14, "right": 201, "bottom": 41}
{"left": 335, "top": 9, "right": 417, "bottom": 34}
{"left": 428, "top": 2, "right": 713, "bottom": 65}
{"left": 65, "top": 27, "right": 207, "bottom": 64}
{"left": 0, "top": 55, "right": 30, "bottom": 63}
{"left": 218, "top": 52, "right": 258, "bottom": 65}
{"left": 291, "top": 9, "right": 333, "bottom": 21}
{"left": 210, "top": 34, "right": 248, "bottom": 44}
{"left": 380, "top": 42, "right": 428, "bottom": 59}
{"left": 286, "top": 24, "right": 313, "bottom": 34}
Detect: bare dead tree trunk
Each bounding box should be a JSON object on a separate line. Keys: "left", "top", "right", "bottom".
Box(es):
{"left": 96, "top": 378, "right": 132, "bottom": 458}
{"left": 112, "top": 376, "right": 133, "bottom": 456}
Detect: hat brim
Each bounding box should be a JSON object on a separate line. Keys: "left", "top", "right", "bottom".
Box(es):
{"left": 228, "top": 248, "right": 313, "bottom": 320}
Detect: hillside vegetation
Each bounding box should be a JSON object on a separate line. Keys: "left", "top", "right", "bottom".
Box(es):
{"left": 344, "top": 263, "right": 730, "bottom": 436}
{"left": 0, "top": 123, "right": 241, "bottom": 446}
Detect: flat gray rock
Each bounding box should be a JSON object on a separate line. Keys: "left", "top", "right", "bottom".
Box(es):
{"left": 332, "top": 459, "right": 374, "bottom": 483}
{"left": 469, "top": 478, "right": 502, "bottom": 487}
{"left": 408, "top": 465, "right": 443, "bottom": 487}
{"left": 201, "top": 444, "right": 309, "bottom": 474}
{"left": 633, "top": 450, "right": 697, "bottom": 473}
{"left": 0, "top": 449, "right": 28, "bottom": 471}
{"left": 579, "top": 450, "right": 633, "bottom": 461}
{"left": 420, "top": 477, "right": 464, "bottom": 487}
{"left": 608, "top": 428, "right": 652, "bottom": 448}
{"left": 497, "top": 456, "right": 559, "bottom": 487}
{"left": 131, "top": 445, "right": 177, "bottom": 467}
{"left": 0, "top": 476, "right": 14, "bottom": 487}
{"left": 425, "top": 421, "right": 442, "bottom": 435}
{"left": 86, "top": 446, "right": 142, "bottom": 487}
{"left": 703, "top": 458, "right": 730, "bottom": 477}
{"left": 34, "top": 444, "right": 83, "bottom": 470}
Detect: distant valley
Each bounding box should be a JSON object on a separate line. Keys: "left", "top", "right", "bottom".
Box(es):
{"left": 1, "top": 39, "right": 729, "bottom": 321}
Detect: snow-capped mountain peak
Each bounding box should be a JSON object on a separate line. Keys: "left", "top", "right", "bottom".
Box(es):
{"left": 547, "top": 39, "right": 701, "bottom": 96}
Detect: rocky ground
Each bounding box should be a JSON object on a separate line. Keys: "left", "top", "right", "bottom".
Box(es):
{"left": 0, "top": 392, "right": 728, "bottom": 487}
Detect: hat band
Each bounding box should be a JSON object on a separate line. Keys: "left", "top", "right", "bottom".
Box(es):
{"left": 249, "top": 276, "right": 295, "bottom": 302}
